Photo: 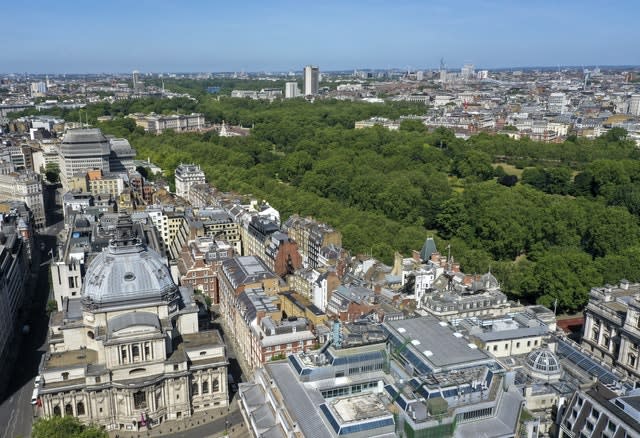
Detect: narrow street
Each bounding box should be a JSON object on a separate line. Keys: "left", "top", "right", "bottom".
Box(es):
{"left": 0, "top": 205, "right": 64, "bottom": 438}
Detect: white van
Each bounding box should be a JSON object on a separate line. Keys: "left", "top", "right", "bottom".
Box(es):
{"left": 31, "top": 388, "right": 39, "bottom": 405}
{"left": 34, "top": 375, "right": 42, "bottom": 388}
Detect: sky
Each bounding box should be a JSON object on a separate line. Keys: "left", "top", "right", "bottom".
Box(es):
{"left": 2, "top": 0, "right": 639, "bottom": 73}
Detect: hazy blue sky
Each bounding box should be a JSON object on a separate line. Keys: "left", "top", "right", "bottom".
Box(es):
{"left": 2, "top": 0, "right": 638, "bottom": 73}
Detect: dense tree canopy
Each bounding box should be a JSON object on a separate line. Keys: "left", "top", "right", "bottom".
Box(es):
{"left": 18, "top": 89, "right": 640, "bottom": 313}
{"left": 32, "top": 416, "right": 107, "bottom": 438}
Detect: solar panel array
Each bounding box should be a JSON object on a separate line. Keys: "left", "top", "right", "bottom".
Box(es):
{"left": 557, "top": 338, "right": 633, "bottom": 391}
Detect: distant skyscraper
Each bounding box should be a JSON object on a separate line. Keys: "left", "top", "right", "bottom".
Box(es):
{"left": 30, "top": 81, "right": 47, "bottom": 97}
{"left": 461, "top": 64, "right": 475, "bottom": 81}
{"left": 285, "top": 82, "right": 299, "bottom": 99}
{"left": 629, "top": 94, "right": 640, "bottom": 116}
{"left": 132, "top": 70, "right": 140, "bottom": 90}
{"left": 439, "top": 58, "right": 447, "bottom": 83}
{"left": 548, "top": 92, "right": 568, "bottom": 114}
{"left": 304, "top": 65, "right": 319, "bottom": 96}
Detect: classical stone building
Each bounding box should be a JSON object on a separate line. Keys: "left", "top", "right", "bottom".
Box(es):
{"left": 39, "top": 217, "right": 228, "bottom": 432}
{"left": 582, "top": 280, "right": 640, "bottom": 381}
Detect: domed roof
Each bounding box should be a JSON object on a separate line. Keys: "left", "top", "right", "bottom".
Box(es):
{"left": 525, "top": 349, "right": 561, "bottom": 377}
{"left": 82, "top": 225, "right": 179, "bottom": 310}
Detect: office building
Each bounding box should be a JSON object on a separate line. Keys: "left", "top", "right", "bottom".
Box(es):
{"left": 629, "top": 94, "right": 640, "bottom": 117}
{"left": 304, "top": 65, "right": 320, "bottom": 96}
{"left": 549, "top": 92, "right": 569, "bottom": 114}
{"left": 284, "top": 82, "right": 299, "bottom": 99}
{"left": 0, "top": 202, "right": 32, "bottom": 393}
{"left": 0, "top": 162, "right": 45, "bottom": 229}
{"left": 59, "top": 129, "right": 111, "bottom": 188}
{"left": 174, "top": 163, "right": 206, "bottom": 200}
{"left": 558, "top": 382, "right": 640, "bottom": 438}
{"left": 582, "top": 280, "right": 640, "bottom": 381}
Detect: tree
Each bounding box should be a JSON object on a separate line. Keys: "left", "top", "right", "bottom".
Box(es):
{"left": 44, "top": 162, "right": 60, "bottom": 183}
{"left": 399, "top": 119, "right": 427, "bottom": 134}
{"left": 498, "top": 174, "right": 518, "bottom": 187}
{"left": 135, "top": 165, "right": 149, "bottom": 180}
{"left": 451, "top": 150, "right": 494, "bottom": 181}
{"left": 534, "top": 249, "right": 602, "bottom": 313}
{"left": 32, "top": 416, "right": 107, "bottom": 438}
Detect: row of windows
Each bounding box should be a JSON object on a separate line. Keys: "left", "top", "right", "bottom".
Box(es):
{"left": 120, "top": 342, "right": 153, "bottom": 364}
{"left": 321, "top": 380, "right": 379, "bottom": 399}
{"left": 489, "top": 339, "right": 539, "bottom": 351}
{"left": 52, "top": 401, "right": 85, "bottom": 417}
{"left": 191, "top": 378, "right": 220, "bottom": 395}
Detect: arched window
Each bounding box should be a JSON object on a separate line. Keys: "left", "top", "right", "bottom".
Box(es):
{"left": 76, "top": 401, "right": 85, "bottom": 416}
{"left": 53, "top": 405, "right": 61, "bottom": 416}
{"left": 65, "top": 403, "right": 73, "bottom": 416}
{"left": 212, "top": 378, "right": 219, "bottom": 392}
{"left": 191, "top": 382, "right": 199, "bottom": 395}
{"left": 202, "top": 380, "right": 209, "bottom": 394}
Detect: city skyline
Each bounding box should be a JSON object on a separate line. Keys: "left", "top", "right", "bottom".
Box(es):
{"left": 2, "top": 0, "right": 639, "bottom": 74}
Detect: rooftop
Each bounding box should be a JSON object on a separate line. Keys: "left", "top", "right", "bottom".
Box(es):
{"left": 330, "top": 393, "right": 389, "bottom": 423}
{"left": 384, "top": 317, "right": 491, "bottom": 371}
{"left": 44, "top": 348, "right": 98, "bottom": 369}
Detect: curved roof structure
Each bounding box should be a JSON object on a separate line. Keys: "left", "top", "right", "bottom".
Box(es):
{"left": 108, "top": 312, "right": 161, "bottom": 336}
{"left": 82, "top": 222, "right": 179, "bottom": 310}
{"left": 525, "top": 348, "right": 562, "bottom": 380}
{"left": 60, "top": 128, "right": 110, "bottom": 158}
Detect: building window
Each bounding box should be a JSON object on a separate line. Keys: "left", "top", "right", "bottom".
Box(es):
{"left": 628, "top": 353, "right": 637, "bottom": 368}
{"left": 134, "top": 391, "right": 147, "bottom": 409}
{"left": 121, "top": 347, "right": 127, "bottom": 362}
{"left": 192, "top": 382, "right": 199, "bottom": 395}
{"left": 65, "top": 403, "right": 73, "bottom": 416}
{"left": 53, "top": 405, "right": 61, "bottom": 416}
{"left": 132, "top": 345, "right": 140, "bottom": 361}
{"left": 202, "top": 380, "right": 209, "bottom": 394}
{"left": 493, "top": 345, "right": 498, "bottom": 351}
{"left": 144, "top": 343, "right": 150, "bottom": 358}
{"left": 62, "top": 372, "right": 69, "bottom": 381}
{"left": 212, "top": 378, "right": 219, "bottom": 392}
{"left": 76, "top": 402, "right": 85, "bottom": 416}
{"left": 87, "top": 331, "right": 94, "bottom": 340}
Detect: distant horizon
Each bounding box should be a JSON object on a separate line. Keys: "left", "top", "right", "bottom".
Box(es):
{"left": 3, "top": 64, "right": 640, "bottom": 77}
{"left": 2, "top": 0, "right": 639, "bottom": 73}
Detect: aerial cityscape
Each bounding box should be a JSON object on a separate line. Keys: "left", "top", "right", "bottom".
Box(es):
{"left": 1, "top": 2, "right": 640, "bottom": 438}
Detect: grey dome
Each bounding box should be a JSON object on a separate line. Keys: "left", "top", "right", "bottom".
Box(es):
{"left": 82, "top": 235, "right": 179, "bottom": 310}
{"left": 525, "top": 349, "right": 562, "bottom": 380}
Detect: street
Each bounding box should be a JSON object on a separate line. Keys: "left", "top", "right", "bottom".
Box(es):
{"left": 0, "top": 206, "right": 252, "bottom": 438}
{"left": 0, "top": 207, "right": 64, "bottom": 438}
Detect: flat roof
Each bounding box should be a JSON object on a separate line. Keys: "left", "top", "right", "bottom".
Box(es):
{"left": 385, "top": 317, "right": 490, "bottom": 369}
{"left": 331, "top": 393, "right": 389, "bottom": 423}
{"left": 44, "top": 348, "right": 98, "bottom": 369}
